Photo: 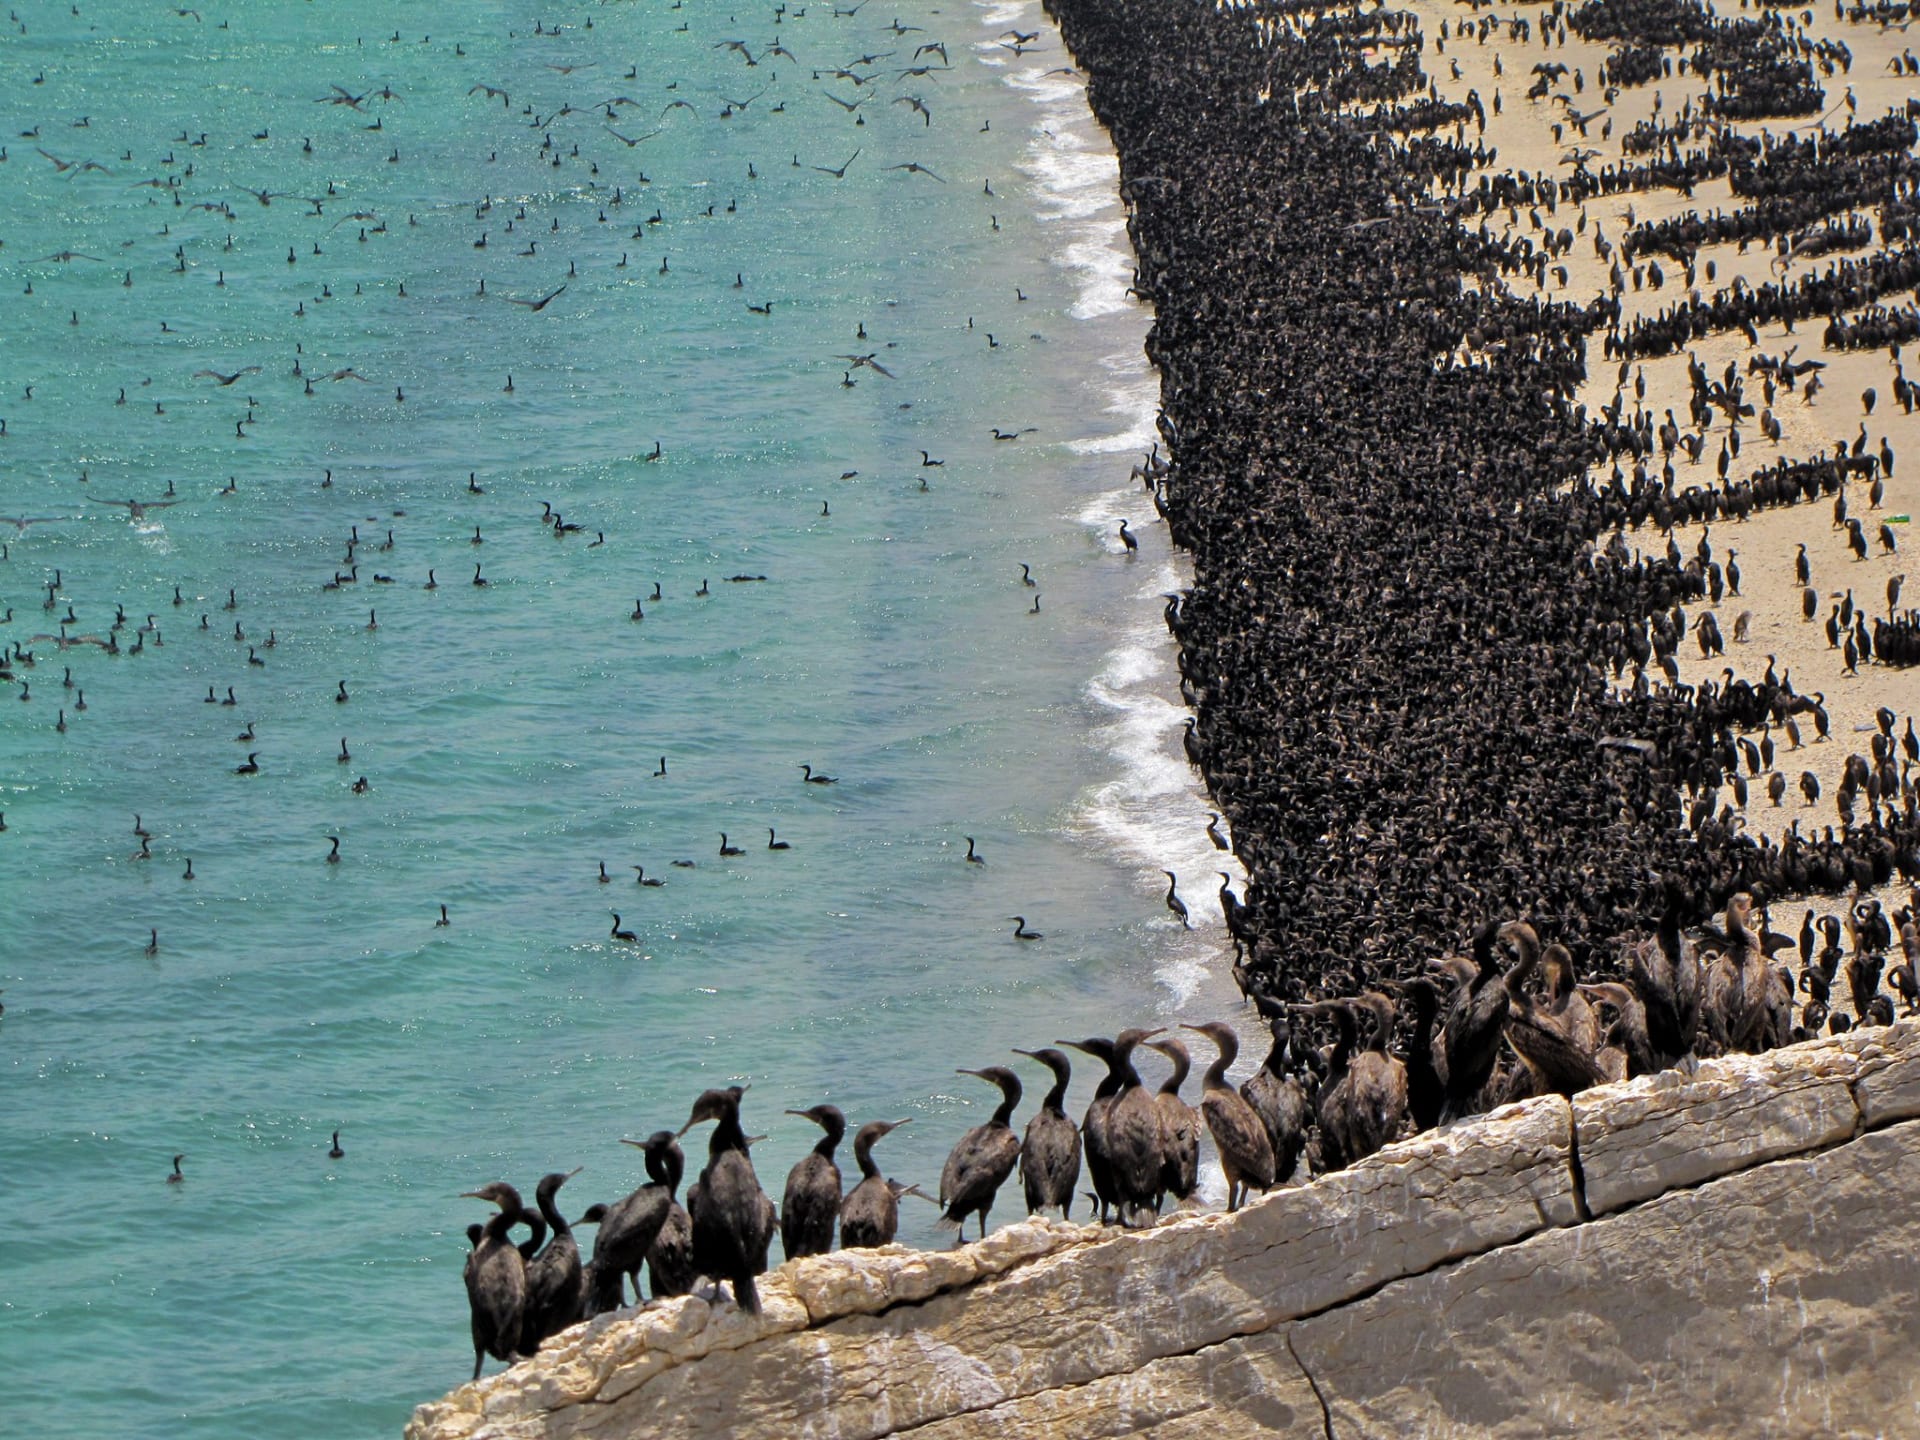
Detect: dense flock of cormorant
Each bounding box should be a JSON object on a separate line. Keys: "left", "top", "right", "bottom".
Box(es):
{"left": 436, "top": 0, "right": 1920, "bottom": 1385}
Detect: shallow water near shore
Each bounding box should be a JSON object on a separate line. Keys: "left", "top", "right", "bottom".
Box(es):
{"left": 0, "top": 3, "right": 1243, "bottom": 1434}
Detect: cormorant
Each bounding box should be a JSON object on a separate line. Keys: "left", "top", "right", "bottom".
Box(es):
{"left": 1063, "top": 1028, "right": 1163, "bottom": 1227}
{"left": 461, "top": 1181, "right": 530, "bottom": 1380}
{"left": 1144, "top": 1037, "right": 1200, "bottom": 1208}
{"left": 644, "top": 1135, "right": 696, "bottom": 1300}
{"left": 680, "top": 1087, "right": 774, "bottom": 1312}
{"left": 521, "top": 1170, "right": 585, "bottom": 1351}
{"left": 780, "top": 1104, "right": 845, "bottom": 1260}
{"left": 1438, "top": 921, "right": 1511, "bottom": 1120}
{"left": 582, "top": 1133, "right": 677, "bottom": 1316}
{"left": 1183, "top": 1021, "right": 1275, "bottom": 1210}
{"left": 937, "top": 1067, "right": 1023, "bottom": 1243}
{"left": 839, "top": 1118, "right": 911, "bottom": 1248}
{"left": 1162, "top": 871, "right": 1189, "bottom": 929}
{"left": 1011, "top": 1047, "right": 1080, "bottom": 1217}
{"left": 1238, "top": 997, "right": 1314, "bottom": 1184}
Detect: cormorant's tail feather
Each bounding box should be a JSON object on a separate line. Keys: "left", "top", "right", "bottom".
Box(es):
{"left": 733, "top": 1272, "right": 760, "bottom": 1314}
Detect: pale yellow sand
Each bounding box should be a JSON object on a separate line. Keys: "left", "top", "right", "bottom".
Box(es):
{"left": 1355, "top": 0, "right": 1920, "bottom": 1000}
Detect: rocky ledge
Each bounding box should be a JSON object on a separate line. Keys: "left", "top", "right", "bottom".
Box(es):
{"left": 407, "top": 1023, "right": 1920, "bottom": 1439}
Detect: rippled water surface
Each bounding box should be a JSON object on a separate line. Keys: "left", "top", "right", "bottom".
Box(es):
{"left": 0, "top": 2, "right": 1241, "bottom": 1434}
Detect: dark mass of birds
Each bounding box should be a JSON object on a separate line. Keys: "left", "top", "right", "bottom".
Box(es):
{"left": 1033, "top": 0, "right": 1920, "bottom": 1034}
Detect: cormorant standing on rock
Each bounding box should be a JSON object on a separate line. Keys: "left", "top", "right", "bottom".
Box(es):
{"left": 1238, "top": 996, "right": 1314, "bottom": 1183}
{"left": 839, "top": 1118, "right": 911, "bottom": 1248}
{"left": 582, "top": 1133, "right": 677, "bottom": 1316}
{"left": 1012, "top": 1047, "right": 1081, "bottom": 1217}
{"left": 462, "top": 1181, "right": 531, "bottom": 1381}
{"left": 937, "top": 1067, "right": 1023, "bottom": 1243}
{"left": 520, "top": 1170, "right": 584, "bottom": 1352}
{"left": 1145, "top": 1037, "right": 1201, "bottom": 1208}
{"left": 1439, "top": 921, "right": 1512, "bottom": 1120}
{"left": 1183, "top": 1021, "right": 1275, "bottom": 1210}
{"left": 780, "top": 1105, "right": 845, "bottom": 1261}
{"left": 1064, "top": 1028, "right": 1164, "bottom": 1227}
{"left": 681, "top": 1087, "right": 774, "bottom": 1312}
{"left": 644, "top": 1136, "right": 696, "bottom": 1300}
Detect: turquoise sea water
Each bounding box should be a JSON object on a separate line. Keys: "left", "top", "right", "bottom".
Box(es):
{"left": 0, "top": 3, "right": 1241, "bottom": 1434}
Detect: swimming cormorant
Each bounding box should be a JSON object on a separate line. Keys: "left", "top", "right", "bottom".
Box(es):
{"left": 328, "top": 1130, "right": 344, "bottom": 1159}
{"left": 780, "top": 1104, "right": 845, "bottom": 1260}
{"left": 167, "top": 1153, "right": 185, "bottom": 1183}
{"left": 964, "top": 836, "right": 985, "bottom": 864}
{"left": 937, "top": 1067, "right": 1023, "bottom": 1243}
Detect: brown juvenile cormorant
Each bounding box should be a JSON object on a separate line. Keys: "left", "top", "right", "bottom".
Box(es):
{"left": 1503, "top": 934, "right": 1607, "bottom": 1098}
{"left": 1238, "top": 997, "right": 1314, "bottom": 1184}
{"left": 1630, "top": 883, "right": 1704, "bottom": 1067}
{"left": 1183, "top": 1021, "right": 1275, "bottom": 1211}
{"left": 680, "top": 1087, "right": 773, "bottom": 1312}
{"left": 1581, "top": 979, "right": 1656, "bottom": 1080}
{"left": 780, "top": 1104, "right": 845, "bottom": 1261}
{"left": 1063, "top": 1028, "right": 1164, "bottom": 1228}
{"left": 461, "top": 1181, "right": 530, "bottom": 1381}
{"left": 1012, "top": 1047, "right": 1081, "bottom": 1217}
{"left": 520, "top": 1169, "right": 584, "bottom": 1352}
{"left": 937, "top": 1067, "right": 1023, "bottom": 1243}
{"left": 839, "top": 1118, "right": 911, "bottom": 1248}
{"left": 1144, "top": 1037, "right": 1201, "bottom": 1208}
{"left": 1701, "top": 893, "right": 1773, "bottom": 1054}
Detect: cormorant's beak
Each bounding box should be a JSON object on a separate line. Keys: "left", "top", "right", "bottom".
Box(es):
{"left": 459, "top": 1190, "right": 488, "bottom": 1201}
{"left": 620, "top": 1137, "right": 647, "bottom": 1148}
{"left": 783, "top": 1108, "right": 812, "bottom": 1120}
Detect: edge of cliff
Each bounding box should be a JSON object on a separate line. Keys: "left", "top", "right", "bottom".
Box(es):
{"left": 406, "top": 1020, "right": 1920, "bottom": 1439}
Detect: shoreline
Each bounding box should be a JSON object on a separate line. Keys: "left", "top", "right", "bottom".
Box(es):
{"left": 1053, "top": 0, "right": 1920, "bottom": 1013}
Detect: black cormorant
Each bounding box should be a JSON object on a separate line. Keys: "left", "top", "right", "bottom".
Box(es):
{"left": 1011, "top": 1047, "right": 1081, "bottom": 1217}
{"left": 780, "top": 1104, "right": 845, "bottom": 1261}
{"left": 937, "top": 1067, "right": 1023, "bottom": 1243}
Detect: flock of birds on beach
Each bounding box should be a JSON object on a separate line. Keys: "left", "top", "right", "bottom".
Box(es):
{"left": 1042, "top": 0, "right": 1920, "bottom": 1031}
